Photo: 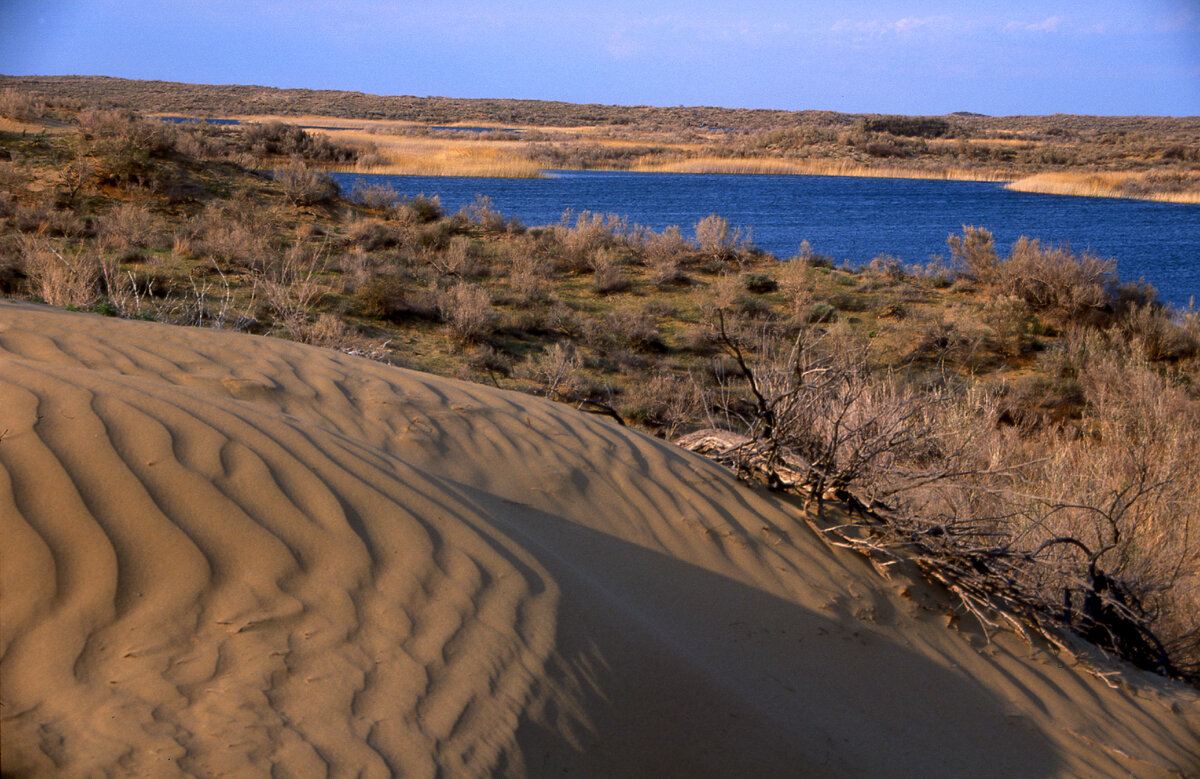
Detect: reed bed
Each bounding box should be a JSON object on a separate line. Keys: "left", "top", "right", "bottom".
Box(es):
{"left": 1006, "top": 171, "right": 1200, "bottom": 204}
{"left": 630, "top": 155, "right": 1010, "bottom": 182}
{"left": 321, "top": 132, "right": 545, "bottom": 178}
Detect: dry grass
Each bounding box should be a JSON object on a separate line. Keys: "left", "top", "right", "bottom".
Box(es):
{"left": 237, "top": 115, "right": 1016, "bottom": 184}
{"left": 314, "top": 130, "right": 545, "bottom": 178}
{"left": 631, "top": 155, "right": 1009, "bottom": 182}
{"left": 1007, "top": 171, "right": 1200, "bottom": 204}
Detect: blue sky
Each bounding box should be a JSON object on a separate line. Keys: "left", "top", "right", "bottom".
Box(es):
{"left": 2, "top": 0, "right": 1198, "bottom": 115}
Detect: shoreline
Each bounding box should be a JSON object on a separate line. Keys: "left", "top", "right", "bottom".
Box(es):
{"left": 325, "top": 159, "right": 1200, "bottom": 204}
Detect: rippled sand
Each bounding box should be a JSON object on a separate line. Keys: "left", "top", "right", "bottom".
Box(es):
{"left": 2, "top": 301, "right": 1196, "bottom": 777}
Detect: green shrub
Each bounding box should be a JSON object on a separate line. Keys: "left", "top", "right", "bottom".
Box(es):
{"left": 742, "top": 273, "right": 778, "bottom": 294}
{"left": 806, "top": 301, "right": 837, "bottom": 323}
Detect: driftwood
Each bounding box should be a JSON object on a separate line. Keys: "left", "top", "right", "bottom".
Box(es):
{"left": 675, "top": 428, "right": 811, "bottom": 490}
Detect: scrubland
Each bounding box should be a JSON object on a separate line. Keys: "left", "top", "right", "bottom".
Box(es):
{"left": 1, "top": 89, "right": 1199, "bottom": 686}
{"left": 3, "top": 76, "right": 1199, "bottom": 201}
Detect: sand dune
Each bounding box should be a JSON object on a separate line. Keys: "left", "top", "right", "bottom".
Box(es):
{"left": 1, "top": 300, "right": 1197, "bottom": 777}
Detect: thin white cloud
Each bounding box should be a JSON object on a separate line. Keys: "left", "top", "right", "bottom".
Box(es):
{"left": 831, "top": 15, "right": 957, "bottom": 40}
{"left": 1004, "top": 16, "right": 1064, "bottom": 34}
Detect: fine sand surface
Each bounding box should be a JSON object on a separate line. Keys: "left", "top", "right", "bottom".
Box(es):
{"left": 1, "top": 300, "right": 1197, "bottom": 778}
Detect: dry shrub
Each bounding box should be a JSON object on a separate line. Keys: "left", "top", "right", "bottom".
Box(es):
{"left": 398, "top": 194, "right": 443, "bottom": 224}
{"left": 431, "top": 236, "right": 485, "bottom": 280}
{"left": 339, "top": 247, "right": 374, "bottom": 294}
{"left": 466, "top": 344, "right": 513, "bottom": 379}
{"left": 20, "top": 236, "right": 101, "bottom": 307}
{"left": 545, "top": 299, "right": 582, "bottom": 338}
{"left": 642, "top": 224, "right": 693, "bottom": 266}
{"left": 15, "top": 197, "right": 91, "bottom": 238}
{"left": 416, "top": 220, "right": 455, "bottom": 252}
{"left": 459, "top": 194, "right": 506, "bottom": 231}
{"left": 191, "top": 201, "right": 275, "bottom": 269}
{"left": 947, "top": 225, "right": 1000, "bottom": 284}
{"left": 441, "top": 282, "right": 495, "bottom": 344}
{"left": 621, "top": 372, "right": 702, "bottom": 437}
{"left": 797, "top": 240, "right": 834, "bottom": 269}
{"left": 274, "top": 163, "right": 339, "bottom": 206}
{"left": 589, "top": 248, "right": 630, "bottom": 294}
{"left": 699, "top": 315, "right": 1200, "bottom": 677}
{"left": 985, "top": 352, "right": 1200, "bottom": 676}
{"left": 254, "top": 243, "right": 328, "bottom": 339}
{"left": 1120, "top": 303, "right": 1200, "bottom": 362}
{"left": 353, "top": 275, "right": 438, "bottom": 322}
{"left": 352, "top": 182, "right": 402, "bottom": 211}
{"left": 980, "top": 294, "right": 1035, "bottom": 356}
{"left": 150, "top": 268, "right": 249, "bottom": 330}
{"left": 867, "top": 254, "right": 905, "bottom": 282}
{"left": 0, "top": 160, "right": 25, "bottom": 193}
{"left": 0, "top": 88, "right": 46, "bottom": 122}
{"left": 903, "top": 309, "right": 991, "bottom": 366}
{"left": 604, "top": 305, "right": 666, "bottom": 352}
{"left": 79, "top": 109, "right": 179, "bottom": 188}
{"left": 556, "top": 211, "right": 630, "bottom": 269}
{"left": 99, "top": 202, "right": 161, "bottom": 253}
{"left": 346, "top": 218, "right": 400, "bottom": 251}
{"left": 704, "top": 273, "right": 768, "bottom": 319}
{"left": 1001, "top": 238, "right": 1115, "bottom": 321}
{"left": 171, "top": 232, "right": 195, "bottom": 261}
{"left": 300, "top": 312, "right": 354, "bottom": 348}
{"left": 949, "top": 227, "right": 1118, "bottom": 325}
{"left": 506, "top": 251, "right": 551, "bottom": 303}
{"left": 0, "top": 236, "right": 24, "bottom": 295}
{"left": 704, "top": 321, "right": 947, "bottom": 500}
{"left": 866, "top": 342, "right": 1200, "bottom": 677}
{"left": 240, "top": 121, "right": 358, "bottom": 164}
{"left": 694, "top": 213, "right": 750, "bottom": 265}
{"left": 525, "top": 341, "right": 583, "bottom": 397}
{"left": 778, "top": 258, "right": 816, "bottom": 319}
{"left": 648, "top": 251, "right": 689, "bottom": 288}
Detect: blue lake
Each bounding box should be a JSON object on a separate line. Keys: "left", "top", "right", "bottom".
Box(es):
{"left": 330, "top": 170, "right": 1200, "bottom": 308}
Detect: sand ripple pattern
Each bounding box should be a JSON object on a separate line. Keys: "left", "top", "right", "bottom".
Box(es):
{"left": 1, "top": 309, "right": 558, "bottom": 777}
{"left": 1, "top": 302, "right": 1197, "bottom": 778}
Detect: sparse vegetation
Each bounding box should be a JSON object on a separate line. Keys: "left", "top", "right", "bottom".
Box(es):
{"left": 3, "top": 95, "right": 1198, "bottom": 684}
{"left": 3, "top": 76, "right": 1197, "bottom": 200}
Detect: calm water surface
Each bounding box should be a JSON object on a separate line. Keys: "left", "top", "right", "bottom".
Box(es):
{"left": 331, "top": 170, "right": 1200, "bottom": 308}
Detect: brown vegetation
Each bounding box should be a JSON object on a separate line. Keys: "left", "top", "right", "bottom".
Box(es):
{"left": 2, "top": 99, "right": 1198, "bottom": 683}
{"left": 3, "top": 76, "right": 1198, "bottom": 199}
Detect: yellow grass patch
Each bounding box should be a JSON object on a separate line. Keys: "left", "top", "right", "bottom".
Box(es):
{"left": 630, "top": 155, "right": 1009, "bottom": 182}
{"left": 1006, "top": 171, "right": 1200, "bottom": 204}
{"left": 304, "top": 128, "right": 545, "bottom": 178}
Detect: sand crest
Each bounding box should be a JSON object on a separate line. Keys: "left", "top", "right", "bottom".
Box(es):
{"left": 1, "top": 300, "right": 1197, "bottom": 777}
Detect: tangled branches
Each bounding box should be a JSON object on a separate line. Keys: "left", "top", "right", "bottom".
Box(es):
{"left": 685, "top": 311, "right": 1198, "bottom": 683}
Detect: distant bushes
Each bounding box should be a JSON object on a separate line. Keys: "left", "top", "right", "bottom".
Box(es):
{"left": 0, "top": 87, "right": 47, "bottom": 122}
{"left": 860, "top": 115, "right": 954, "bottom": 139}
{"left": 78, "top": 109, "right": 183, "bottom": 188}
{"left": 240, "top": 121, "right": 359, "bottom": 164}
